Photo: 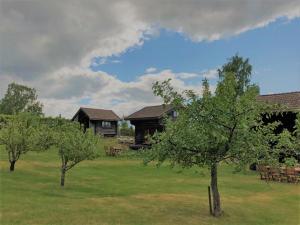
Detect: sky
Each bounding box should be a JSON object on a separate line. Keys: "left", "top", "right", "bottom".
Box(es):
{"left": 0, "top": 0, "right": 299, "bottom": 118}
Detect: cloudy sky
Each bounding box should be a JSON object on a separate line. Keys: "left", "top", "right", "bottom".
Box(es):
{"left": 0, "top": 0, "right": 299, "bottom": 118}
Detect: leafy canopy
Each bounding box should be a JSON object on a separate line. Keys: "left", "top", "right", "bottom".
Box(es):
{"left": 218, "top": 54, "right": 252, "bottom": 95}
{"left": 148, "top": 72, "right": 275, "bottom": 169}
{"left": 55, "top": 123, "right": 100, "bottom": 172}
{"left": 277, "top": 113, "right": 300, "bottom": 167}
{"left": 0, "top": 113, "right": 52, "bottom": 170}
{"left": 0, "top": 83, "right": 43, "bottom": 115}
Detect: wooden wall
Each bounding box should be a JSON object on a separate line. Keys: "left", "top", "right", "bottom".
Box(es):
{"left": 131, "top": 119, "right": 163, "bottom": 144}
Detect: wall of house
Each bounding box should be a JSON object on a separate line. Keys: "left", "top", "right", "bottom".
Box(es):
{"left": 92, "top": 120, "right": 118, "bottom": 137}
{"left": 76, "top": 111, "right": 90, "bottom": 131}
{"left": 131, "top": 119, "right": 163, "bottom": 144}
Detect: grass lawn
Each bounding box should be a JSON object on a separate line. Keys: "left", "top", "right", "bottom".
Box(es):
{"left": 0, "top": 142, "right": 299, "bottom": 225}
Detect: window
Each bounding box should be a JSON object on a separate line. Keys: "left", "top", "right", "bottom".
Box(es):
{"left": 172, "top": 111, "right": 178, "bottom": 118}
{"left": 102, "top": 121, "right": 111, "bottom": 128}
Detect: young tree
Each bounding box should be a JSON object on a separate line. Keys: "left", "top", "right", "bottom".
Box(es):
{"left": 54, "top": 123, "right": 100, "bottom": 187}
{"left": 0, "top": 114, "right": 52, "bottom": 171}
{"left": 0, "top": 83, "right": 43, "bottom": 115}
{"left": 148, "top": 73, "right": 275, "bottom": 217}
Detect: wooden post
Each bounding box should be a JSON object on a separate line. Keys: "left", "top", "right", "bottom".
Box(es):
{"left": 208, "top": 186, "right": 212, "bottom": 215}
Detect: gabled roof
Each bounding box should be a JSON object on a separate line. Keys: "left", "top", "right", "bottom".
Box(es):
{"left": 257, "top": 91, "right": 300, "bottom": 110}
{"left": 125, "top": 104, "right": 174, "bottom": 120}
{"left": 72, "top": 107, "right": 120, "bottom": 121}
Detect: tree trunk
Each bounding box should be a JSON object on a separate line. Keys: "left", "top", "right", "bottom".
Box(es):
{"left": 60, "top": 167, "right": 66, "bottom": 187}
{"left": 10, "top": 161, "right": 16, "bottom": 172}
{"left": 210, "top": 163, "right": 222, "bottom": 217}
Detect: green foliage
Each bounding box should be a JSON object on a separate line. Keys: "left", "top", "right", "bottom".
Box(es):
{"left": 0, "top": 83, "right": 43, "bottom": 115}
{"left": 0, "top": 114, "right": 14, "bottom": 129}
{"left": 0, "top": 113, "right": 52, "bottom": 171}
{"left": 119, "top": 120, "right": 134, "bottom": 136}
{"left": 149, "top": 72, "right": 272, "bottom": 169}
{"left": 218, "top": 54, "right": 253, "bottom": 95}
{"left": 271, "top": 113, "right": 300, "bottom": 166}
{"left": 149, "top": 61, "right": 277, "bottom": 216}
{"left": 54, "top": 122, "right": 100, "bottom": 186}
{"left": 284, "top": 157, "right": 298, "bottom": 167}
{"left": 294, "top": 113, "right": 300, "bottom": 153}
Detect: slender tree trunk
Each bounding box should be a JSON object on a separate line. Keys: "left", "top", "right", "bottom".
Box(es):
{"left": 10, "top": 161, "right": 16, "bottom": 172}
{"left": 60, "top": 166, "right": 66, "bottom": 187}
{"left": 210, "top": 162, "right": 222, "bottom": 217}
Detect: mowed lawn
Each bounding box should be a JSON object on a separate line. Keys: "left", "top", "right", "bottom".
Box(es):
{"left": 0, "top": 145, "right": 299, "bottom": 225}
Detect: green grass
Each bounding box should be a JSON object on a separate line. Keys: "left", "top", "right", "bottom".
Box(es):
{"left": 0, "top": 143, "right": 299, "bottom": 225}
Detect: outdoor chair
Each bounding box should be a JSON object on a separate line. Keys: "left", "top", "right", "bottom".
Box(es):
{"left": 283, "top": 168, "right": 297, "bottom": 183}
{"left": 105, "top": 146, "right": 122, "bottom": 157}
{"left": 269, "top": 167, "right": 281, "bottom": 182}
{"left": 257, "top": 165, "right": 270, "bottom": 181}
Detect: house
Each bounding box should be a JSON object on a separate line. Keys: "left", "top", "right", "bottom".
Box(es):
{"left": 257, "top": 91, "right": 300, "bottom": 164}
{"left": 72, "top": 107, "right": 120, "bottom": 137}
{"left": 257, "top": 91, "right": 300, "bottom": 133}
{"left": 125, "top": 104, "right": 177, "bottom": 147}
{"left": 125, "top": 92, "right": 300, "bottom": 149}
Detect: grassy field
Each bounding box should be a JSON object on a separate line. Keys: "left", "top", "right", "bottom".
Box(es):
{"left": 0, "top": 141, "right": 299, "bottom": 225}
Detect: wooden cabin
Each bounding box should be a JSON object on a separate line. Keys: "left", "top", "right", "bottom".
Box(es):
{"left": 72, "top": 107, "right": 120, "bottom": 137}
{"left": 125, "top": 104, "right": 177, "bottom": 147}
{"left": 257, "top": 91, "right": 300, "bottom": 164}
{"left": 257, "top": 91, "right": 300, "bottom": 133}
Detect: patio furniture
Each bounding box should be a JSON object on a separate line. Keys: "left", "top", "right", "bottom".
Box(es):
{"left": 104, "top": 145, "right": 120, "bottom": 156}
{"left": 295, "top": 168, "right": 300, "bottom": 183}
{"left": 269, "top": 167, "right": 282, "bottom": 182}
{"left": 257, "top": 165, "right": 270, "bottom": 181}
{"left": 283, "top": 167, "right": 298, "bottom": 183}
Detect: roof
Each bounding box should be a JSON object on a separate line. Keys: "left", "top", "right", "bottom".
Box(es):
{"left": 72, "top": 107, "right": 120, "bottom": 121}
{"left": 257, "top": 91, "right": 300, "bottom": 110}
{"left": 125, "top": 104, "right": 174, "bottom": 120}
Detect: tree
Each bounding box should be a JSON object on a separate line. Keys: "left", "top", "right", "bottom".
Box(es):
{"left": 218, "top": 54, "right": 252, "bottom": 96}
{"left": 0, "top": 114, "right": 52, "bottom": 171}
{"left": 119, "top": 120, "right": 134, "bottom": 136}
{"left": 54, "top": 123, "right": 100, "bottom": 187}
{"left": 0, "top": 83, "right": 43, "bottom": 115}
{"left": 148, "top": 72, "right": 275, "bottom": 217}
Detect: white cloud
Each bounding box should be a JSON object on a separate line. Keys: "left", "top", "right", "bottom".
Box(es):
{"left": 1, "top": 0, "right": 299, "bottom": 79}
{"left": 145, "top": 67, "right": 157, "bottom": 73}
{"left": 176, "top": 72, "right": 199, "bottom": 79}
{"left": 34, "top": 68, "right": 204, "bottom": 118}
{"left": 201, "top": 69, "right": 219, "bottom": 79}
{"left": 0, "top": 0, "right": 299, "bottom": 118}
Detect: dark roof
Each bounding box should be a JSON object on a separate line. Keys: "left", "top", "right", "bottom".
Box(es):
{"left": 72, "top": 107, "right": 120, "bottom": 121}
{"left": 257, "top": 91, "right": 300, "bottom": 110}
{"left": 125, "top": 104, "right": 174, "bottom": 120}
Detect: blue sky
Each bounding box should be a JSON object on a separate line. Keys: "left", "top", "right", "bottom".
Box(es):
{"left": 91, "top": 18, "right": 300, "bottom": 95}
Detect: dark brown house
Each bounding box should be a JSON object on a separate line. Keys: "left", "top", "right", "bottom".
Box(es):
{"left": 125, "top": 104, "right": 177, "bottom": 146}
{"left": 257, "top": 91, "right": 300, "bottom": 133}
{"left": 256, "top": 91, "right": 300, "bottom": 164}
{"left": 72, "top": 107, "right": 120, "bottom": 137}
